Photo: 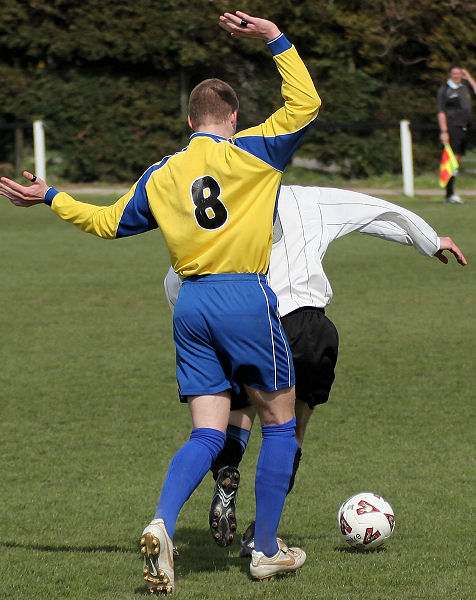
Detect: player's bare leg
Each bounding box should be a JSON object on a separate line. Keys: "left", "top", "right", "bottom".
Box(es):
{"left": 142, "top": 393, "right": 230, "bottom": 593}
{"left": 239, "top": 396, "right": 310, "bottom": 559}
{"left": 229, "top": 405, "right": 256, "bottom": 430}
{"left": 247, "top": 385, "right": 295, "bottom": 426}
{"left": 188, "top": 393, "right": 231, "bottom": 432}
{"left": 244, "top": 385, "right": 306, "bottom": 578}
{"left": 294, "top": 398, "right": 313, "bottom": 447}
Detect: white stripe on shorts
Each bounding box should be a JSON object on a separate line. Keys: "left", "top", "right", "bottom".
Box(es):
{"left": 256, "top": 274, "right": 292, "bottom": 389}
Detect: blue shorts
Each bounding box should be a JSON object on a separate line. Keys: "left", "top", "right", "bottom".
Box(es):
{"left": 173, "top": 273, "right": 294, "bottom": 398}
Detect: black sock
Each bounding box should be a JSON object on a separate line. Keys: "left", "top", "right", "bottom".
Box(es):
{"left": 286, "top": 447, "right": 302, "bottom": 495}
{"left": 446, "top": 176, "right": 455, "bottom": 197}
{"left": 210, "top": 437, "right": 244, "bottom": 480}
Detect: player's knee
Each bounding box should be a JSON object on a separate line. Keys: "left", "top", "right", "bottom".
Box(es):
{"left": 249, "top": 386, "right": 295, "bottom": 426}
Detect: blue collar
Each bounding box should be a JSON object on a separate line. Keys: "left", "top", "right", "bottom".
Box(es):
{"left": 190, "top": 132, "right": 229, "bottom": 143}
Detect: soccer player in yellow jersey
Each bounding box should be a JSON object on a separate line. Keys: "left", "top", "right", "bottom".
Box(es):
{"left": 1, "top": 11, "right": 320, "bottom": 591}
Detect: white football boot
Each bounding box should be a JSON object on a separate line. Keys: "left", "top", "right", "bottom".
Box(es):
{"left": 250, "top": 537, "right": 306, "bottom": 580}
{"left": 140, "top": 518, "right": 174, "bottom": 594}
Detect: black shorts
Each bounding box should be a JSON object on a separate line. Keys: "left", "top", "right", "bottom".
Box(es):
{"left": 448, "top": 124, "right": 469, "bottom": 156}
{"left": 281, "top": 307, "right": 339, "bottom": 409}
{"left": 230, "top": 306, "right": 339, "bottom": 411}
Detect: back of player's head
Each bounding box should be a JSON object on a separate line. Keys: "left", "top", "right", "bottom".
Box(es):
{"left": 188, "top": 79, "right": 239, "bottom": 129}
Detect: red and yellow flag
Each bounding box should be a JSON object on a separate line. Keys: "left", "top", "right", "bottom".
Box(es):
{"left": 439, "top": 144, "right": 459, "bottom": 188}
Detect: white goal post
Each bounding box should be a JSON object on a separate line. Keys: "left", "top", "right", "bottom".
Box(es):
{"left": 400, "top": 120, "right": 414, "bottom": 197}
{"left": 33, "top": 120, "right": 46, "bottom": 181}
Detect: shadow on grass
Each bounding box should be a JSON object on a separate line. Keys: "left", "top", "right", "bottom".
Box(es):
{"left": 3, "top": 526, "right": 250, "bottom": 596}
{"left": 170, "top": 526, "right": 249, "bottom": 573}
{"left": 0, "top": 540, "right": 135, "bottom": 554}
{"left": 334, "top": 544, "right": 387, "bottom": 554}
{"left": 1, "top": 527, "right": 250, "bottom": 564}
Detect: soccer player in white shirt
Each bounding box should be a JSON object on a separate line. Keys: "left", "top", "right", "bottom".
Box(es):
{"left": 163, "top": 185, "right": 467, "bottom": 551}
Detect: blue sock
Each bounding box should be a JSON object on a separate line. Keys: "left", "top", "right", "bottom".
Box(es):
{"left": 254, "top": 417, "right": 298, "bottom": 557}
{"left": 226, "top": 424, "right": 251, "bottom": 453}
{"left": 154, "top": 427, "right": 225, "bottom": 539}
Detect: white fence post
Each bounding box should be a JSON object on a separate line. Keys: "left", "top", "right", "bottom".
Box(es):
{"left": 33, "top": 120, "right": 46, "bottom": 180}
{"left": 400, "top": 120, "right": 414, "bottom": 197}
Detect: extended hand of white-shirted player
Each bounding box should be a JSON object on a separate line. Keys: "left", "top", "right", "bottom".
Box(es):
{"left": 219, "top": 11, "right": 281, "bottom": 42}
{"left": 435, "top": 237, "right": 467, "bottom": 265}
{"left": 0, "top": 171, "right": 48, "bottom": 207}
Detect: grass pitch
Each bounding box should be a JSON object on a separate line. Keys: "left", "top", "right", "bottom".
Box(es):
{"left": 0, "top": 191, "right": 474, "bottom": 599}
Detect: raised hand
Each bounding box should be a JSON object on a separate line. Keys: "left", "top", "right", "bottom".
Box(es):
{"left": 219, "top": 11, "right": 281, "bottom": 41}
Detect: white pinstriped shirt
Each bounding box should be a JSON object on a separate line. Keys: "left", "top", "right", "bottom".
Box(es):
{"left": 164, "top": 186, "right": 439, "bottom": 316}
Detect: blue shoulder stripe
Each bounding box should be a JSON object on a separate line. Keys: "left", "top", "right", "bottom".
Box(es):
{"left": 115, "top": 159, "right": 168, "bottom": 238}
{"left": 234, "top": 123, "right": 313, "bottom": 172}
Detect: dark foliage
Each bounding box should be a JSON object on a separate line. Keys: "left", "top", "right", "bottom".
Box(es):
{"left": 0, "top": 0, "right": 475, "bottom": 180}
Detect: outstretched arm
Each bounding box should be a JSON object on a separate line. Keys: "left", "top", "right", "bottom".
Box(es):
{"left": 1, "top": 169, "right": 159, "bottom": 239}
{"left": 288, "top": 186, "right": 468, "bottom": 266}
{"left": 358, "top": 221, "right": 467, "bottom": 266}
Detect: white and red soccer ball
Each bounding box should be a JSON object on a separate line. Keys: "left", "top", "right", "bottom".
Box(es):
{"left": 337, "top": 492, "right": 395, "bottom": 550}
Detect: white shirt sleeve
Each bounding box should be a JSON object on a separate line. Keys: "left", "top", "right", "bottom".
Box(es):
{"left": 358, "top": 220, "right": 441, "bottom": 254}
{"left": 316, "top": 188, "right": 440, "bottom": 256}
{"left": 164, "top": 266, "right": 182, "bottom": 313}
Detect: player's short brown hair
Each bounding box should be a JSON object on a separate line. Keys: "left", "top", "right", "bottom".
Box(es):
{"left": 188, "top": 78, "right": 239, "bottom": 128}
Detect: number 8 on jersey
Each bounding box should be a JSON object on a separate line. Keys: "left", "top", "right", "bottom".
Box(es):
{"left": 191, "top": 175, "right": 228, "bottom": 230}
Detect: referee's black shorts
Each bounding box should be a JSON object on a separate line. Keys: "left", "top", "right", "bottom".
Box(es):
{"left": 230, "top": 306, "right": 339, "bottom": 411}
{"left": 281, "top": 307, "right": 339, "bottom": 409}
{"left": 448, "top": 123, "right": 469, "bottom": 156}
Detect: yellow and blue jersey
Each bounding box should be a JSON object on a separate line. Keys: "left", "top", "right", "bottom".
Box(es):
{"left": 44, "top": 34, "right": 320, "bottom": 277}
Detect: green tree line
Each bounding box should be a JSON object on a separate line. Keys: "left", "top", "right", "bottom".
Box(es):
{"left": 0, "top": 0, "right": 475, "bottom": 180}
